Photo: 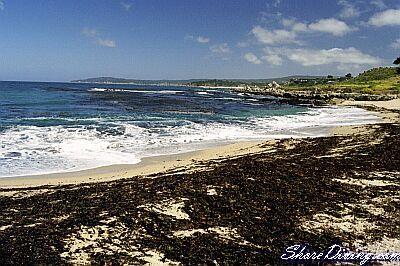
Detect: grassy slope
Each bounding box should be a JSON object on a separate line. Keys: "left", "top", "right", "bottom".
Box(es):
{"left": 284, "top": 67, "right": 400, "bottom": 94}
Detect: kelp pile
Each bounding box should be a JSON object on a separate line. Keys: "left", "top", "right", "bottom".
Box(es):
{"left": 0, "top": 123, "right": 399, "bottom": 265}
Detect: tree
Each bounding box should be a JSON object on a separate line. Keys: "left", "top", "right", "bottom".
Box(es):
{"left": 394, "top": 57, "right": 400, "bottom": 74}
{"left": 345, "top": 73, "right": 352, "bottom": 78}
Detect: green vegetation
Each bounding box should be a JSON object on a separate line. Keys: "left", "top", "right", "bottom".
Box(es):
{"left": 284, "top": 67, "right": 400, "bottom": 95}
{"left": 187, "top": 76, "right": 324, "bottom": 87}
{"left": 353, "top": 67, "right": 397, "bottom": 81}
{"left": 284, "top": 76, "right": 345, "bottom": 87}
{"left": 188, "top": 79, "right": 246, "bottom": 87}
{"left": 73, "top": 64, "right": 400, "bottom": 95}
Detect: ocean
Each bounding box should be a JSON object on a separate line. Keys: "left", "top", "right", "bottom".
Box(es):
{"left": 0, "top": 81, "right": 380, "bottom": 177}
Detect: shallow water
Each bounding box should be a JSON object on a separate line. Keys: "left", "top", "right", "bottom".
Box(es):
{"left": 0, "top": 81, "right": 380, "bottom": 177}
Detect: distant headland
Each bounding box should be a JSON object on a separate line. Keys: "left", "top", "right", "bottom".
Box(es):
{"left": 70, "top": 75, "right": 324, "bottom": 86}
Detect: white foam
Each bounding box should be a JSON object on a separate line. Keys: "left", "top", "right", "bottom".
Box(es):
{"left": 251, "top": 106, "right": 380, "bottom": 132}
{"left": 88, "top": 88, "right": 108, "bottom": 92}
{"left": 88, "top": 88, "right": 182, "bottom": 94}
{"left": 196, "top": 91, "right": 211, "bottom": 95}
{"left": 0, "top": 107, "right": 380, "bottom": 178}
{"left": 214, "top": 97, "right": 242, "bottom": 101}
{"left": 158, "top": 90, "right": 183, "bottom": 94}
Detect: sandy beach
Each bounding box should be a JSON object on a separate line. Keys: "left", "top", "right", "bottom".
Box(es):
{"left": 341, "top": 98, "right": 400, "bottom": 111}
{"left": 2, "top": 0, "right": 400, "bottom": 264}
{"left": 0, "top": 105, "right": 390, "bottom": 188}
{"left": 340, "top": 98, "right": 400, "bottom": 122}
{"left": 0, "top": 140, "right": 268, "bottom": 188}
{"left": 0, "top": 101, "right": 399, "bottom": 264}
{"left": 0, "top": 101, "right": 393, "bottom": 189}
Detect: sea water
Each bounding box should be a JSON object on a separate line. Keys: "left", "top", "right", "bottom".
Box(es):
{"left": 0, "top": 81, "right": 380, "bottom": 177}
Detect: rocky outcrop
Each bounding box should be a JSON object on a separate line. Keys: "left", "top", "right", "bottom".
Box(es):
{"left": 231, "top": 86, "right": 398, "bottom": 105}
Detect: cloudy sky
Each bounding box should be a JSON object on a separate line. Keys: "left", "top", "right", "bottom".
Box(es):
{"left": 0, "top": 0, "right": 399, "bottom": 81}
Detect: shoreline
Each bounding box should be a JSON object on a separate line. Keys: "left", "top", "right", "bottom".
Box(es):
{"left": 0, "top": 102, "right": 395, "bottom": 188}
{"left": 0, "top": 140, "right": 268, "bottom": 188}
{"left": 1, "top": 99, "right": 399, "bottom": 264}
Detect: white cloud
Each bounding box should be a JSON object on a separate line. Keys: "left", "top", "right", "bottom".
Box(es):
{"left": 249, "top": 19, "right": 355, "bottom": 58}
{"left": 369, "top": 9, "right": 400, "bottom": 26}
{"left": 337, "top": 63, "right": 361, "bottom": 71}
{"left": 391, "top": 39, "right": 400, "bottom": 50}
{"left": 0, "top": 1, "right": 4, "bottom": 11}
{"left": 244, "top": 53, "right": 262, "bottom": 64}
{"left": 281, "top": 18, "right": 296, "bottom": 27}
{"left": 280, "top": 18, "right": 308, "bottom": 32}
{"left": 237, "top": 41, "right": 250, "bottom": 47}
{"left": 210, "top": 43, "right": 231, "bottom": 54}
{"left": 258, "top": 47, "right": 381, "bottom": 69}
{"left": 308, "top": 18, "right": 353, "bottom": 36}
{"left": 82, "top": 27, "right": 117, "bottom": 48}
{"left": 197, "top": 36, "right": 210, "bottom": 43}
{"left": 292, "top": 22, "right": 308, "bottom": 32}
{"left": 185, "top": 35, "right": 210, "bottom": 44}
{"left": 338, "top": 0, "right": 360, "bottom": 19}
{"left": 370, "top": 0, "right": 386, "bottom": 10}
{"left": 82, "top": 27, "right": 98, "bottom": 38}
{"left": 97, "top": 39, "right": 116, "bottom": 48}
{"left": 281, "top": 18, "right": 308, "bottom": 32}
{"left": 278, "top": 17, "right": 353, "bottom": 37}
{"left": 251, "top": 26, "right": 298, "bottom": 45}
{"left": 120, "top": 2, "right": 132, "bottom": 11}
{"left": 262, "top": 48, "right": 283, "bottom": 65}
{"left": 262, "top": 55, "right": 283, "bottom": 66}
{"left": 285, "top": 47, "right": 381, "bottom": 67}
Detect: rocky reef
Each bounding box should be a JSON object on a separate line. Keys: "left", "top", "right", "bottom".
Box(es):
{"left": 231, "top": 86, "right": 398, "bottom": 105}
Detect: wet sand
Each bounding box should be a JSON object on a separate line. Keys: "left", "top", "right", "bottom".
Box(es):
{"left": 0, "top": 101, "right": 399, "bottom": 264}
{"left": 0, "top": 109, "right": 389, "bottom": 188}
{"left": 0, "top": 141, "right": 268, "bottom": 188}
{"left": 341, "top": 98, "right": 400, "bottom": 111}
{"left": 340, "top": 98, "right": 400, "bottom": 123}
{"left": 0, "top": 124, "right": 376, "bottom": 189}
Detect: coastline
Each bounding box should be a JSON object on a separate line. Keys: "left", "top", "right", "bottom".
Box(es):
{"left": 0, "top": 140, "right": 267, "bottom": 188}
{"left": 1, "top": 99, "right": 399, "bottom": 264}
{"left": 0, "top": 102, "right": 396, "bottom": 188}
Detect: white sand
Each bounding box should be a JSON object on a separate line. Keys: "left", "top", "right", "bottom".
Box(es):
{"left": 340, "top": 99, "right": 400, "bottom": 123}
{"left": 2, "top": 98, "right": 399, "bottom": 188}
{"left": 0, "top": 140, "right": 268, "bottom": 188}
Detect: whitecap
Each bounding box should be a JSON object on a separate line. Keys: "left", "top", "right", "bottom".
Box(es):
{"left": 0, "top": 106, "right": 380, "bottom": 178}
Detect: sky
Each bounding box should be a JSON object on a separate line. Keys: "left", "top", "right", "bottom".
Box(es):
{"left": 0, "top": 0, "right": 399, "bottom": 81}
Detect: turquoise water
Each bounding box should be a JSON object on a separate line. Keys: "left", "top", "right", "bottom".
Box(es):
{"left": 0, "top": 81, "right": 379, "bottom": 177}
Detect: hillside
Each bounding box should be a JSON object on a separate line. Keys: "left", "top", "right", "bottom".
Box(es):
{"left": 71, "top": 76, "right": 324, "bottom": 86}
{"left": 71, "top": 67, "right": 400, "bottom": 95}
{"left": 332, "top": 67, "right": 400, "bottom": 94}
{"left": 354, "top": 67, "right": 398, "bottom": 81}
{"left": 186, "top": 76, "right": 324, "bottom": 87}
{"left": 284, "top": 67, "right": 400, "bottom": 94}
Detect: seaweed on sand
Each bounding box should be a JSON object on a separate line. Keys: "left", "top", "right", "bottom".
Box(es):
{"left": 0, "top": 123, "right": 399, "bottom": 265}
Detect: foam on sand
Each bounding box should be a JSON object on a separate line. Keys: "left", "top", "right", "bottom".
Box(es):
{"left": 0, "top": 106, "right": 380, "bottom": 178}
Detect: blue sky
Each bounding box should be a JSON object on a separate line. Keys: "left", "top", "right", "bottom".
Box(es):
{"left": 0, "top": 0, "right": 399, "bottom": 81}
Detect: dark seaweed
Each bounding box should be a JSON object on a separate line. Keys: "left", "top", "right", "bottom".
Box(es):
{"left": 0, "top": 123, "right": 399, "bottom": 265}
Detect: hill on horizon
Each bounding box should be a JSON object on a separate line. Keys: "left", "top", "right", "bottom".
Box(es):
{"left": 71, "top": 75, "right": 325, "bottom": 85}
